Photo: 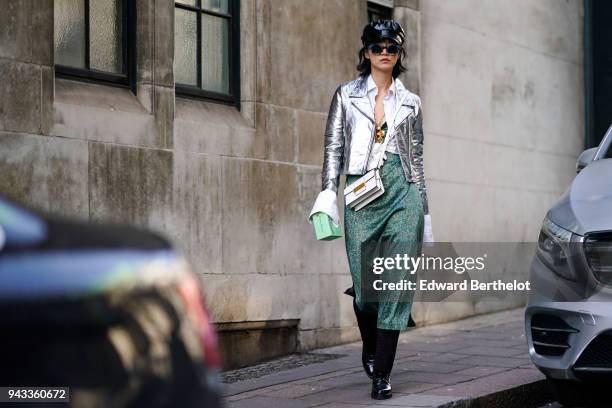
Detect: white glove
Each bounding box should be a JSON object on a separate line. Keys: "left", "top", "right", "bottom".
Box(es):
{"left": 423, "top": 214, "right": 434, "bottom": 243}
{"left": 308, "top": 189, "right": 340, "bottom": 225}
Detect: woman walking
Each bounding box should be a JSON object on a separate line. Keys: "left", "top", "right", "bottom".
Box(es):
{"left": 309, "top": 20, "right": 434, "bottom": 400}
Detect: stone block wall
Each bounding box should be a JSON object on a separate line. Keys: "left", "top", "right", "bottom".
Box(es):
{"left": 0, "top": 0, "right": 585, "bottom": 356}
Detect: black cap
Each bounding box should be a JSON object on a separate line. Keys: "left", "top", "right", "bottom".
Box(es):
{"left": 361, "top": 20, "right": 405, "bottom": 46}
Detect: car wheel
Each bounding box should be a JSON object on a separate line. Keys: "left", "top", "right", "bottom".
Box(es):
{"left": 547, "top": 377, "right": 610, "bottom": 407}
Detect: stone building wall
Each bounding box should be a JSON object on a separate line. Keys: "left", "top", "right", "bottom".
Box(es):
{"left": 414, "top": 0, "right": 584, "bottom": 322}
{"left": 0, "top": 0, "right": 584, "bottom": 360}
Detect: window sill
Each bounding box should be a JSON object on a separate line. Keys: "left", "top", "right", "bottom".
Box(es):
{"left": 175, "top": 95, "right": 250, "bottom": 128}
{"left": 174, "top": 95, "right": 255, "bottom": 157}
{"left": 54, "top": 78, "right": 148, "bottom": 115}
{"left": 51, "top": 78, "right": 159, "bottom": 148}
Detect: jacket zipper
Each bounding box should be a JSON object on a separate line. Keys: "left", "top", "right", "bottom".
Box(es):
{"left": 407, "top": 117, "right": 412, "bottom": 178}
{"left": 362, "top": 122, "right": 376, "bottom": 173}
{"left": 391, "top": 114, "right": 411, "bottom": 179}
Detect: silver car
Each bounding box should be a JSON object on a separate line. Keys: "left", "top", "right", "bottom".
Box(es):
{"left": 525, "top": 124, "right": 612, "bottom": 407}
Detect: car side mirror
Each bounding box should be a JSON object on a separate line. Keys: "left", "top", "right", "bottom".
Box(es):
{"left": 576, "top": 147, "right": 598, "bottom": 173}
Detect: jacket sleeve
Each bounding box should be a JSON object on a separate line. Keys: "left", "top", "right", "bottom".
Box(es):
{"left": 411, "top": 99, "right": 430, "bottom": 215}
{"left": 321, "top": 85, "right": 345, "bottom": 193}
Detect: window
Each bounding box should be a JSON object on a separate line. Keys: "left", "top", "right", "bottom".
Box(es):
{"left": 54, "top": 0, "right": 135, "bottom": 88}
{"left": 174, "top": 0, "right": 240, "bottom": 106}
{"left": 585, "top": 0, "right": 612, "bottom": 148}
{"left": 602, "top": 125, "right": 612, "bottom": 159}
{"left": 367, "top": 0, "right": 393, "bottom": 22}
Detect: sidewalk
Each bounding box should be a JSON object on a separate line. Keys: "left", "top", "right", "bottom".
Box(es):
{"left": 223, "top": 307, "right": 554, "bottom": 408}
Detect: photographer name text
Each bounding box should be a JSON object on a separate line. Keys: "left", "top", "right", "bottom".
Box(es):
{"left": 373, "top": 279, "right": 531, "bottom": 291}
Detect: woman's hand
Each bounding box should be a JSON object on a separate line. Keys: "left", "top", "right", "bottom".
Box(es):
{"left": 309, "top": 189, "right": 339, "bottom": 224}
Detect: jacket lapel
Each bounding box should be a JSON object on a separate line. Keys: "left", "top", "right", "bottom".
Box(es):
{"left": 347, "top": 75, "right": 417, "bottom": 127}
{"left": 392, "top": 79, "right": 416, "bottom": 130}
{"left": 348, "top": 76, "right": 374, "bottom": 124}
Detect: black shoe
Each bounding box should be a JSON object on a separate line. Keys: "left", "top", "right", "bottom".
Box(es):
{"left": 362, "top": 352, "right": 375, "bottom": 379}
{"left": 371, "top": 371, "right": 392, "bottom": 400}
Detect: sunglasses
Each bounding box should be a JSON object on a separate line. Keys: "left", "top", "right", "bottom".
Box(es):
{"left": 366, "top": 43, "right": 401, "bottom": 55}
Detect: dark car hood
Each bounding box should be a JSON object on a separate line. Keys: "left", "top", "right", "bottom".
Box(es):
{"left": 548, "top": 158, "right": 612, "bottom": 236}
{"left": 0, "top": 197, "right": 177, "bottom": 300}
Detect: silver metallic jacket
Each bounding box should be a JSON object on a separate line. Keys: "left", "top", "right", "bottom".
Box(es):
{"left": 321, "top": 75, "right": 430, "bottom": 214}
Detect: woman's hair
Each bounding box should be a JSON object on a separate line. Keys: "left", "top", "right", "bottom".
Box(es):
{"left": 356, "top": 43, "right": 407, "bottom": 79}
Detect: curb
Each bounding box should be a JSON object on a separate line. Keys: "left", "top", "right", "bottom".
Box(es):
{"left": 438, "top": 379, "right": 552, "bottom": 408}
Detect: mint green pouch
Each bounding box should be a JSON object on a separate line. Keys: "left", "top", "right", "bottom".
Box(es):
{"left": 312, "top": 212, "right": 342, "bottom": 241}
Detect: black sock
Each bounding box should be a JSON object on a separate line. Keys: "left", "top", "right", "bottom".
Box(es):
{"left": 353, "top": 299, "right": 377, "bottom": 355}
{"left": 373, "top": 329, "right": 400, "bottom": 375}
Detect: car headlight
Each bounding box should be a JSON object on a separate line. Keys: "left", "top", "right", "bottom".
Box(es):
{"left": 537, "top": 217, "right": 577, "bottom": 281}
{"left": 584, "top": 232, "right": 612, "bottom": 284}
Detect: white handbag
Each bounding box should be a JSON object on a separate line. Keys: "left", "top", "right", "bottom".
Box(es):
{"left": 343, "top": 128, "right": 395, "bottom": 211}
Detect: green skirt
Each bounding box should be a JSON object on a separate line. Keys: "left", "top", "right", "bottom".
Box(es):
{"left": 344, "top": 153, "right": 424, "bottom": 331}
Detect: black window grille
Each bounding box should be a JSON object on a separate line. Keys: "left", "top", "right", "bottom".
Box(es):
{"left": 54, "top": 0, "right": 136, "bottom": 90}
{"left": 174, "top": 0, "right": 240, "bottom": 107}
{"left": 367, "top": 1, "right": 393, "bottom": 22}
